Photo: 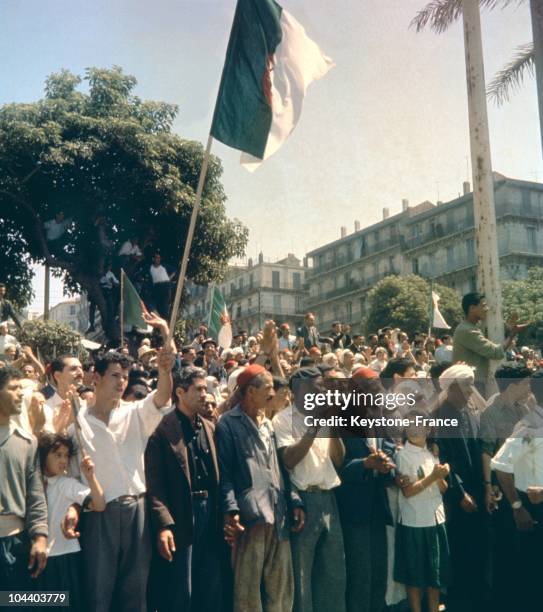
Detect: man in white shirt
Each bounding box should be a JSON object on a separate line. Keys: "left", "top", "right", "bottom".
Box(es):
{"left": 273, "top": 367, "right": 346, "bottom": 612}
{"left": 149, "top": 252, "right": 175, "bottom": 319}
{"left": 491, "top": 371, "right": 543, "bottom": 610}
{"left": 43, "top": 212, "right": 71, "bottom": 242}
{"left": 44, "top": 355, "right": 84, "bottom": 433}
{"left": 73, "top": 312, "right": 174, "bottom": 612}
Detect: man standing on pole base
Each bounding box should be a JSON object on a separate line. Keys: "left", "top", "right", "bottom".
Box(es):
{"left": 452, "top": 292, "right": 527, "bottom": 398}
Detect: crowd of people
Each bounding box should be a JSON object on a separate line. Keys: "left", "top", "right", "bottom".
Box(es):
{"left": 1, "top": 284, "right": 543, "bottom": 612}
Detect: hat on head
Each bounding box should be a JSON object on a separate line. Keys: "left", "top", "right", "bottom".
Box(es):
{"left": 202, "top": 338, "right": 217, "bottom": 348}
{"left": 138, "top": 345, "right": 157, "bottom": 360}
{"left": 237, "top": 364, "right": 267, "bottom": 390}
{"left": 309, "top": 347, "right": 321, "bottom": 355}
{"left": 352, "top": 367, "right": 378, "bottom": 382}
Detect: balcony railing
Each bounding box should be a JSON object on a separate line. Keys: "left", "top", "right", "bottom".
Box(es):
{"left": 227, "top": 281, "right": 305, "bottom": 298}
{"left": 404, "top": 217, "right": 475, "bottom": 251}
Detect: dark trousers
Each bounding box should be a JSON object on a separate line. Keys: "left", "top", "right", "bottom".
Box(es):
{"left": 342, "top": 516, "right": 387, "bottom": 612}
{"left": 446, "top": 508, "right": 492, "bottom": 612}
{"left": 151, "top": 282, "right": 171, "bottom": 319}
{"left": 0, "top": 531, "right": 31, "bottom": 591}
{"left": 37, "top": 552, "right": 84, "bottom": 612}
{"left": 489, "top": 500, "right": 517, "bottom": 612}
{"left": 150, "top": 497, "right": 222, "bottom": 612}
{"left": 80, "top": 497, "right": 151, "bottom": 612}
{"left": 515, "top": 491, "right": 543, "bottom": 609}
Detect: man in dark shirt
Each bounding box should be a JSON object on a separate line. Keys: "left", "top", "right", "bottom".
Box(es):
{"left": 0, "top": 283, "right": 22, "bottom": 329}
{"left": 145, "top": 367, "right": 222, "bottom": 612}
{"left": 435, "top": 365, "right": 491, "bottom": 612}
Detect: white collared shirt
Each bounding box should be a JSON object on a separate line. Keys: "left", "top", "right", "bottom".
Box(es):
{"left": 491, "top": 406, "right": 543, "bottom": 492}
{"left": 150, "top": 265, "right": 170, "bottom": 284}
{"left": 44, "top": 392, "right": 87, "bottom": 434}
{"left": 396, "top": 441, "right": 445, "bottom": 527}
{"left": 70, "top": 391, "right": 171, "bottom": 503}
{"left": 45, "top": 475, "right": 90, "bottom": 557}
{"left": 272, "top": 405, "right": 341, "bottom": 491}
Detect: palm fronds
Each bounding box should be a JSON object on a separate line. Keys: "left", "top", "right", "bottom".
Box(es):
{"left": 411, "top": 0, "right": 521, "bottom": 33}
{"left": 487, "top": 43, "right": 535, "bottom": 104}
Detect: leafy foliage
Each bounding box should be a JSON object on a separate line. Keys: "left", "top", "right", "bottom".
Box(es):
{"left": 502, "top": 268, "right": 543, "bottom": 347}
{"left": 17, "top": 319, "right": 88, "bottom": 363}
{"left": 487, "top": 43, "right": 535, "bottom": 105}
{"left": 0, "top": 218, "right": 34, "bottom": 308}
{"left": 364, "top": 274, "right": 463, "bottom": 337}
{"left": 0, "top": 66, "right": 248, "bottom": 338}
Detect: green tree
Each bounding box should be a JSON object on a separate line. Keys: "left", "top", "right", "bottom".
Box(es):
{"left": 0, "top": 67, "right": 248, "bottom": 339}
{"left": 364, "top": 274, "right": 463, "bottom": 337}
{"left": 502, "top": 267, "right": 543, "bottom": 347}
{"left": 17, "top": 319, "right": 88, "bottom": 363}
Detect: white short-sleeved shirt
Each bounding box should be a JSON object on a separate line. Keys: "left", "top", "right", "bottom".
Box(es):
{"left": 272, "top": 405, "right": 341, "bottom": 491}
{"left": 396, "top": 441, "right": 445, "bottom": 527}
{"left": 45, "top": 475, "right": 90, "bottom": 557}
{"left": 150, "top": 265, "right": 170, "bottom": 284}
{"left": 118, "top": 241, "right": 142, "bottom": 257}
{"left": 70, "top": 391, "right": 171, "bottom": 503}
{"left": 491, "top": 406, "right": 543, "bottom": 492}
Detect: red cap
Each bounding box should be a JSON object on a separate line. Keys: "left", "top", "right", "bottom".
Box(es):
{"left": 225, "top": 360, "right": 236, "bottom": 369}
{"left": 309, "top": 347, "right": 321, "bottom": 355}
{"left": 352, "top": 367, "right": 378, "bottom": 381}
{"left": 237, "top": 364, "right": 267, "bottom": 389}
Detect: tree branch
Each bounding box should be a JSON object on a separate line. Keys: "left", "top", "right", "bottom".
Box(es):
{"left": 487, "top": 43, "right": 535, "bottom": 105}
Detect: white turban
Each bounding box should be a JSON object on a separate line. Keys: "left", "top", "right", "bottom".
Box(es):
{"left": 438, "top": 364, "right": 475, "bottom": 392}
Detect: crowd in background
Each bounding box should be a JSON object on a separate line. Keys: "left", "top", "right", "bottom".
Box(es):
{"left": 1, "top": 282, "right": 543, "bottom": 612}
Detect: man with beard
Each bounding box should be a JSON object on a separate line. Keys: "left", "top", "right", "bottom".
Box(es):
{"left": 145, "top": 366, "right": 223, "bottom": 611}
{"left": 0, "top": 366, "right": 48, "bottom": 588}
{"left": 216, "top": 364, "right": 303, "bottom": 612}
{"left": 435, "top": 364, "right": 490, "bottom": 612}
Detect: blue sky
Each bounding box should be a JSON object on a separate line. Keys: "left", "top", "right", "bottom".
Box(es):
{"left": 1, "top": 0, "right": 540, "bottom": 310}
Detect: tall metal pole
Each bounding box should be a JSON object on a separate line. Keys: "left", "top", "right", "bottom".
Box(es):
{"left": 462, "top": 0, "right": 504, "bottom": 386}
{"left": 120, "top": 269, "right": 125, "bottom": 348}
{"left": 44, "top": 263, "right": 50, "bottom": 320}
{"left": 530, "top": 0, "right": 543, "bottom": 159}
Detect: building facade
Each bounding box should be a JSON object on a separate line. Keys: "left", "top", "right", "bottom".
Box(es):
{"left": 306, "top": 176, "right": 543, "bottom": 333}
{"left": 48, "top": 298, "right": 87, "bottom": 332}
{"left": 184, "top": 253, "right": 308, "bottom": 335}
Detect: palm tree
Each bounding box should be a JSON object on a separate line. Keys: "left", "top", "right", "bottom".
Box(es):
{"left": 412, "top": 0, "right": 543, "bottom": 155}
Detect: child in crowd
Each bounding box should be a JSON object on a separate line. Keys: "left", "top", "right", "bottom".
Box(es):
{"left": 394, "top": 411, "right": 450, "bottom": 612}
{"left": 37, "top": 433, "right": 106, "bottom": 608}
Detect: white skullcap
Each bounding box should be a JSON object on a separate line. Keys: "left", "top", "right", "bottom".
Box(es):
{"left": 231, "top": 347, "right": 244, "bottom": 357}
{"left": 227, "top": 366, "right": 245, "bottom": 393}
{"left": 438, "top": 364, "right": 475, "bottom": 392}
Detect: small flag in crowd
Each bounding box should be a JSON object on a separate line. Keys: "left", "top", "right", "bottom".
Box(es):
{"left": 210, "top": 0, "right": 334, "bottom": 171}
{"left": 208, "top": 286, "right": 233, "bottom": 349}
{"left": 432, "top": 291, "right": 450, "bottom": 329}
{"left": 121, "top": 270, "right": 148, "bottom": 330}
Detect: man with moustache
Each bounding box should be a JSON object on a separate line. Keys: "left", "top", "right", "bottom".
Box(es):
{"left": 216, "top": 364, "right": 304, "bottom": 612}
{"left": 44, "top": 355, "right": 84, "bottom": 433}
{"left": 145, "top": 366, "right": 222, "bottom": 612}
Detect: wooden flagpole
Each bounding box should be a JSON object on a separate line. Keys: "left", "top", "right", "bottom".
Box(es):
{"left": 120, "top": 269, "right": 125, "bottom": 349}
{"left": 167, "top": 135, "right": 214, "bottom": 344}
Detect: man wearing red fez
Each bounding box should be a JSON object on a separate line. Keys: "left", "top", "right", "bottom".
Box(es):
{"left": 216, "top": 364, "right": 304, "bottom": 612}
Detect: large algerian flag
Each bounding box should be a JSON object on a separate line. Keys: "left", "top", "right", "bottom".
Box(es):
{"left": 210, "top": 0, "right": 334, "bottom": 171}
{"left": 208, "top": 286, "right": 233, "bottom": 349}
{"left": 121, "top": 269, "right": 148, "bottom": 330}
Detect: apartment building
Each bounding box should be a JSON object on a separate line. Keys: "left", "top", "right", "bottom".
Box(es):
{"left": 185, "top": 253, "right": 308, "bottom": 335}
{"left": 306, "top": 175, "right": 543, "bottom": 333}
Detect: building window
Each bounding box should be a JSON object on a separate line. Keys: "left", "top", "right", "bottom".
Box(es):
{"left": 273, "top": 295, "right": 282, "bottom": 310}
{"left": 272, "top": 271, "right": 280, "bottom": 289}
{"left": 317, "top": 283, "right": 323, "bottom": 298}
{"left": 346, "top": 302, "right": 352, "bottom": 320}
{"left": 248, "top": 297, "right": 252, "bottom": 309}
{"left": 295, "top": 296, "right": 303, "bottom": 312}
{"left": 527, "top": 226, "right": 537, "bottom": 252}
{"left": 446, "top": 246, "right": 454, "bottom": 270}
{"left": 249, "top": 273, "right": 254, "bottom": 289}
{"left": 292, "top": 272, "right": 301, "bottom": 290}
{"left": 238, "top": 277, "right": 243, "bottom": 289}
{"left": 412, "top": 258, "right": 419, "bottom": 275}
{"left": 69, "top": 305, "right": 76, "bottom": 315}
{"left": 466, "top": 238, "right": 475, "bottom": 264}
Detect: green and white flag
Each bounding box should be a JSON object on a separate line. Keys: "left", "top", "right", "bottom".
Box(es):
{"left": 211, "top": 0, "right": 333, "bottom": 171}
{"left": 122, "top": 269, "right": 148, "bottom": 330}
{"left": 208, "top": 286, "right": 232, "bottom": 349}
